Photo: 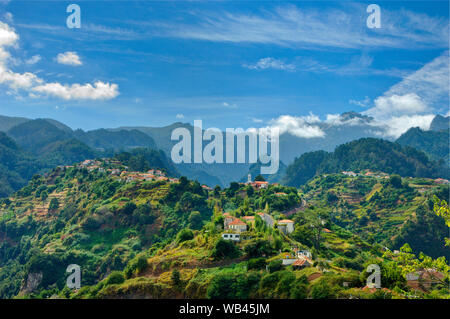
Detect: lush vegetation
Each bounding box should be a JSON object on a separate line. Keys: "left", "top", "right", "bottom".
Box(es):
{"left": 0, "top": 164, "right": 448, "bottom": 299}
{"left": 396, "top": 127, "right": 449, "bottom": 167}
{"left": 283, "top": 138, "right": 449, "bottom": 187}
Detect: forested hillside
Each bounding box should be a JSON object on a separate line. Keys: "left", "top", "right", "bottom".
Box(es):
{"left": 283, "top": 138, "right": 449, "bottom": 188}
{"left": 396, "top": 127, "right": 449, "bottom": 166}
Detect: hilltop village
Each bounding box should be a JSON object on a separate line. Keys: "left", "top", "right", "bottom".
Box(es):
{"left": 0, "top": 157, "right": 448, "bottom": 299}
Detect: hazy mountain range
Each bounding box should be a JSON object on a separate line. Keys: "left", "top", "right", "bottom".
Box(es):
{"left": 0, "top": 112, "right": 448, "bottom": 192}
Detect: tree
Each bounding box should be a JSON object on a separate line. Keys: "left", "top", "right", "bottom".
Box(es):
{"left": 107, "top": 271, "right": 125, "bottom": 285}
{"left": 214, "top": 185, "right": 221, "bottom": 197}
{"left": 48, "top": 198, "right": 59, "bottom": 211}
{"left": 254, "top": 175, "right": 266, "bottom": 182}
{"left": 207, "top": 274, "right": 237, "bottom": 299}
{"left": 122, "top": 201, "right": 137, "bottom": 215}
{"left": 326, "top": 191, "right": 338, "bottom": 203}
{"left": 40, "top": 190, "right": 48, "bottom": 202}
{"left": 433, "top": 196, "right": 450, "bottom": 246}
{"left": 267, "top": 259, "right": 283, "bottom": 273}
{"left": 309, "top": 280, "right": 335, "bottom": 299}
{"left": 389, "top": 175, "right": 402, "bottom": 188}
{"left": 171, "top": 269, "right": 182, "bottom": 289}
{"left": 290, "top": 281, "right": 308, "bottom": 299}
{"left": 188, "top": 211, "right": 203, "bottom": 230}
{"left": 247, "top": 258, "right": 266, "bottom": 270}
{"left": 176, "top": 228, "right": 194, "bottom": 243}
{"left": 211, "top": 239, "right": 240, "bottom": 260}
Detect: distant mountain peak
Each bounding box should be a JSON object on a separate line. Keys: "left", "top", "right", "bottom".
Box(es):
{"left": 339, "top": 111, "right": 374, "bottom": 123}
{"left": 429, "top": 114, "right": 449, "bottom": 131}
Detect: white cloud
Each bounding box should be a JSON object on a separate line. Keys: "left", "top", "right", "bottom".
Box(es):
{"left": 368, "top": 93, "right": 429, "bottom": 118}
{"left": 32, "top": 81, "right": 119, "bottom": 100}
{"left": 375, "top": 114, "right": 435, "bottom": 138}
{"left": 56, "top": 51, "right": 82, "bottom": 66}
{"left": 349, "top": 96, "right": 371, "bottom": 107}
{"left": 383, "top": 52, "right": 449, "bottom": 109}
{"left": 25, "top": 55, "right": 41, "bottom": 65}
{"left": 244, "top": 57, "right": 295, "bottom": 71}
{"left": 156, "top": 5, "right": 448, "bottom": 50}
{"left": 267, "top": 114, "right": 324, "bottom": 138}
{"left": 0, "top": 22, "right": 119, "bottom": 101}
{"left": 0, "top": 64, "right": 41, "bottom": 89}
{"left": 361, "top": 52, "right": 449, "bottom": 138}
{"left": 222, "top": 102, "right": 237, "bottom": 108}
{"left": 176, "top": 113, "right": 185, "bottom": 119}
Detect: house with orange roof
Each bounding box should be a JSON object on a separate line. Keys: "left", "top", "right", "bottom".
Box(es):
{"left": 242, "top": 215, "right": 255, "bottom": 225}
{"left": 292, "top": 256, "right": 313, "bottom": 269}
{"left": 275, "top": 192, "right": 288, "bottom": 197}
{"left": 252, "top": 181, "right": 269, "bottom": 189}
{"left": 434, "top": 178, "right": 450, "bottom": 184}
{"left": 228, "top": 218, "right": 248, "bottom": 233}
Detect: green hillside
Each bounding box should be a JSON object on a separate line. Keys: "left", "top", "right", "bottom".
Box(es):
{"left": 396, "top": 127, "right": 449, "bottom": 166}
{"left": 283, "top": 138, "right": 449, "bottom": 188}
{"left": 0, "top": 161, "right": 209, "bottom": 298}
{"left": 0, "top": 132, "right": 41, "bottom": 198}
{"left": 0, "top": 163, "right": 448, "bottom": 299}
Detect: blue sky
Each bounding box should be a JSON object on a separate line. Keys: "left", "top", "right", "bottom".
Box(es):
{"left": 0, "top": 0, "right": 448, "bottom": 137}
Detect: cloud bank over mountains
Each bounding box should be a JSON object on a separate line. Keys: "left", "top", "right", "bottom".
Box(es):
{"left": 260, "top": 49, "right": 448, "bottom": 139}
{"left": 0, "top": 21, "right": 119, "bottom": 101}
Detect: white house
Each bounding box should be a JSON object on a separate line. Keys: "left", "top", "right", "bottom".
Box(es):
{"left": 297, "top": 250, "right": 312, "bottom": 258}
{"left": 222, "top": 233, "right": 241, "bottom": 242}
{"left": 228, "top": 219, "right": 248, "bottom": 233}
{"left": 277, "top": 219, "right": 295, "bottom": 234}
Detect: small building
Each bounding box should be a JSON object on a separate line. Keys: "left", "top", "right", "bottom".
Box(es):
{"left": 275, "top": 192, "right": 288, "bottom": 197}
{"left": 277, "top": 219, "right": 295, "bottom": 234}
{"left": 253, "top": 181, "right": 269, "bottom": 189}
{"left": 282, "top": 258, "right": 297, "bottom": 266}
{"left": 406, "top": 269, "right": 445, "bottom": 292}
{"left": 342, "top": 171, "right": 357, "bottom": 177}
{"left": 242, "top": 216, "right": 255, "bottom": 225}
{"left": 223, "top": 213, "right": 235, "bottom": 230}
{"left": 297, "top": 250, "right": 312, "bottom": 259}
{"left": 222, "top": 233, "right": 240, "bottom": 242}
{"left": 292, "top": 257, "right": 313, "bottom": 270}
{"left": 228, "top": 219, "right": 248, "bottom": 233}
{"left": 434, "top": 178, "right": 450, "bottom": 184}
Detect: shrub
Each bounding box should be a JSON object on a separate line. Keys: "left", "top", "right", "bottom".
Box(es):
{"left": 267, "top": 259, "right": 283, "bottom": 273}
{"left": 48, "top": 198, "right": 59, "bottom": 211}
{"left": 188, "top": 211, "right": 203, "bottom": 230}
{"left": 211, "top": 239, "right": 240, "bottom": 260}
{"left": 309, "top": 280, "right": 336, "bottom": 299}
{"left": 290, "top": 282, "right": 308, "bottom": 299}
{"left": 106, "top": 271, "right": 125, "bottom": 285}
{"left": 207, "top": 274, "right": 238, "bottom": 299}
{"left": 247, "top": 258, "right": 266, "bottom": 270}
{"left": 176, "top": 229, "right": 194, "bottom": 243}
{"left": 171, "top": 269, "right": 182, "bottom": 288}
